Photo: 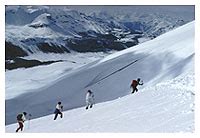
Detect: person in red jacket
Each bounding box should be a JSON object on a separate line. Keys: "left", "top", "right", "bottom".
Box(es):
{"left": 130, "top": 78, "right": 143, "bottom": 94}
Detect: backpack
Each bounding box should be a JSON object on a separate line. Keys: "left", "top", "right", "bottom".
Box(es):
{"left": 17, "top": 114, "right": 23, "bottom": 120}
{"left": 131, "top": 80, "right": 138, "bottom": 87}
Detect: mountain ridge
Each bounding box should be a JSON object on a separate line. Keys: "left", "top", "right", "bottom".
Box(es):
{"left": 5, "top": 6, "right": 194, "bottom": 60}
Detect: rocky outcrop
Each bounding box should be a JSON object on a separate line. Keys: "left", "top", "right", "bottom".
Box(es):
{"left": 6, "top": 57, "right": 63, "bottom": 70}
{"left": 5, "top": 41, "right": 28, "bottom": 60}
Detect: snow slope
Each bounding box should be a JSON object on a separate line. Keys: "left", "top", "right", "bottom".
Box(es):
{"left": 5, "top": 21, "right": 194, "bottom": 131}
{"left": 5, "top": 52, "right": 111, "bottom": 99}
{"left": 6, "top": 72, "right": 194, "bottom": 132}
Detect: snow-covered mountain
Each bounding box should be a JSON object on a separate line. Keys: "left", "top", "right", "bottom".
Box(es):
{"left": 5, "top": 6, "right": 126, "bottom": 58}
{"left": 5, "top": 5, "right": 194, "bottom": 61}
{"left": 5, "top": 20, "right": 194, "bottom": 132}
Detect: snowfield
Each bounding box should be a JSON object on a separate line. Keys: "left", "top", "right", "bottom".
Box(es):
{"left": 6, "top": 72, "right": 194, "bottom": 133}
{"left": 5, "top": 52, "right": 111, "bottom": 99}
{"left": 5, "top": 21, "right": 195, "bottom": 132}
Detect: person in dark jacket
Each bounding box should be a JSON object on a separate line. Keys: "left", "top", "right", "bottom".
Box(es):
{"left": 16, "top": 112, "right": 27, "bottom": 132}
{"left": 130, "top": 78, "right": 143, "bottom": 94}
{"left": 54, "top": 102, "right": 63, "bottom": 120}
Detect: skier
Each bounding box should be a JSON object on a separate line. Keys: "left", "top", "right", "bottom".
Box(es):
{"left": 16, "top": 112, "right": 27, "bottom": 132}
{"left": 130, "top": 78, "right": 143, "bottom": 94}
{"left": 53, "top": 101, "right": 63, "bottom": 120}
{"left": 85, "top": 90, "right": 95, "bottom": 110}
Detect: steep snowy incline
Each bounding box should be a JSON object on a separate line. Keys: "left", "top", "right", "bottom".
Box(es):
{"left": 5, "top": 52, "right": 110, "bottom": 100}
{"left": 6, "top": 72, "right": 194, "bottom": 132}
{"left": 5, "top": 21, "right": 194, "bottom": 125}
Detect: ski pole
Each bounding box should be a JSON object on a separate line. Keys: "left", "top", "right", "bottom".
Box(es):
{"left": 27, "top": 114, "right": 32, "bottom": 129}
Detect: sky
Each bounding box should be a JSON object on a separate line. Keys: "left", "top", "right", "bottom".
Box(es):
{"left": 67, "top": 5, "right": 194, "bottom": 13}
{"left": 48, "top": 5, "right": 195, "bottom": 21}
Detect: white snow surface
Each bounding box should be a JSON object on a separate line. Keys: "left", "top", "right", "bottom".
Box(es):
{"left": 6, "top": 72, "right": 194, "bottom": 132}
{"left": 5, "top": 21, "right": 194, "bottom": 132}
{"left": 5, "top": 52, "right": 111, "bottom": 99}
